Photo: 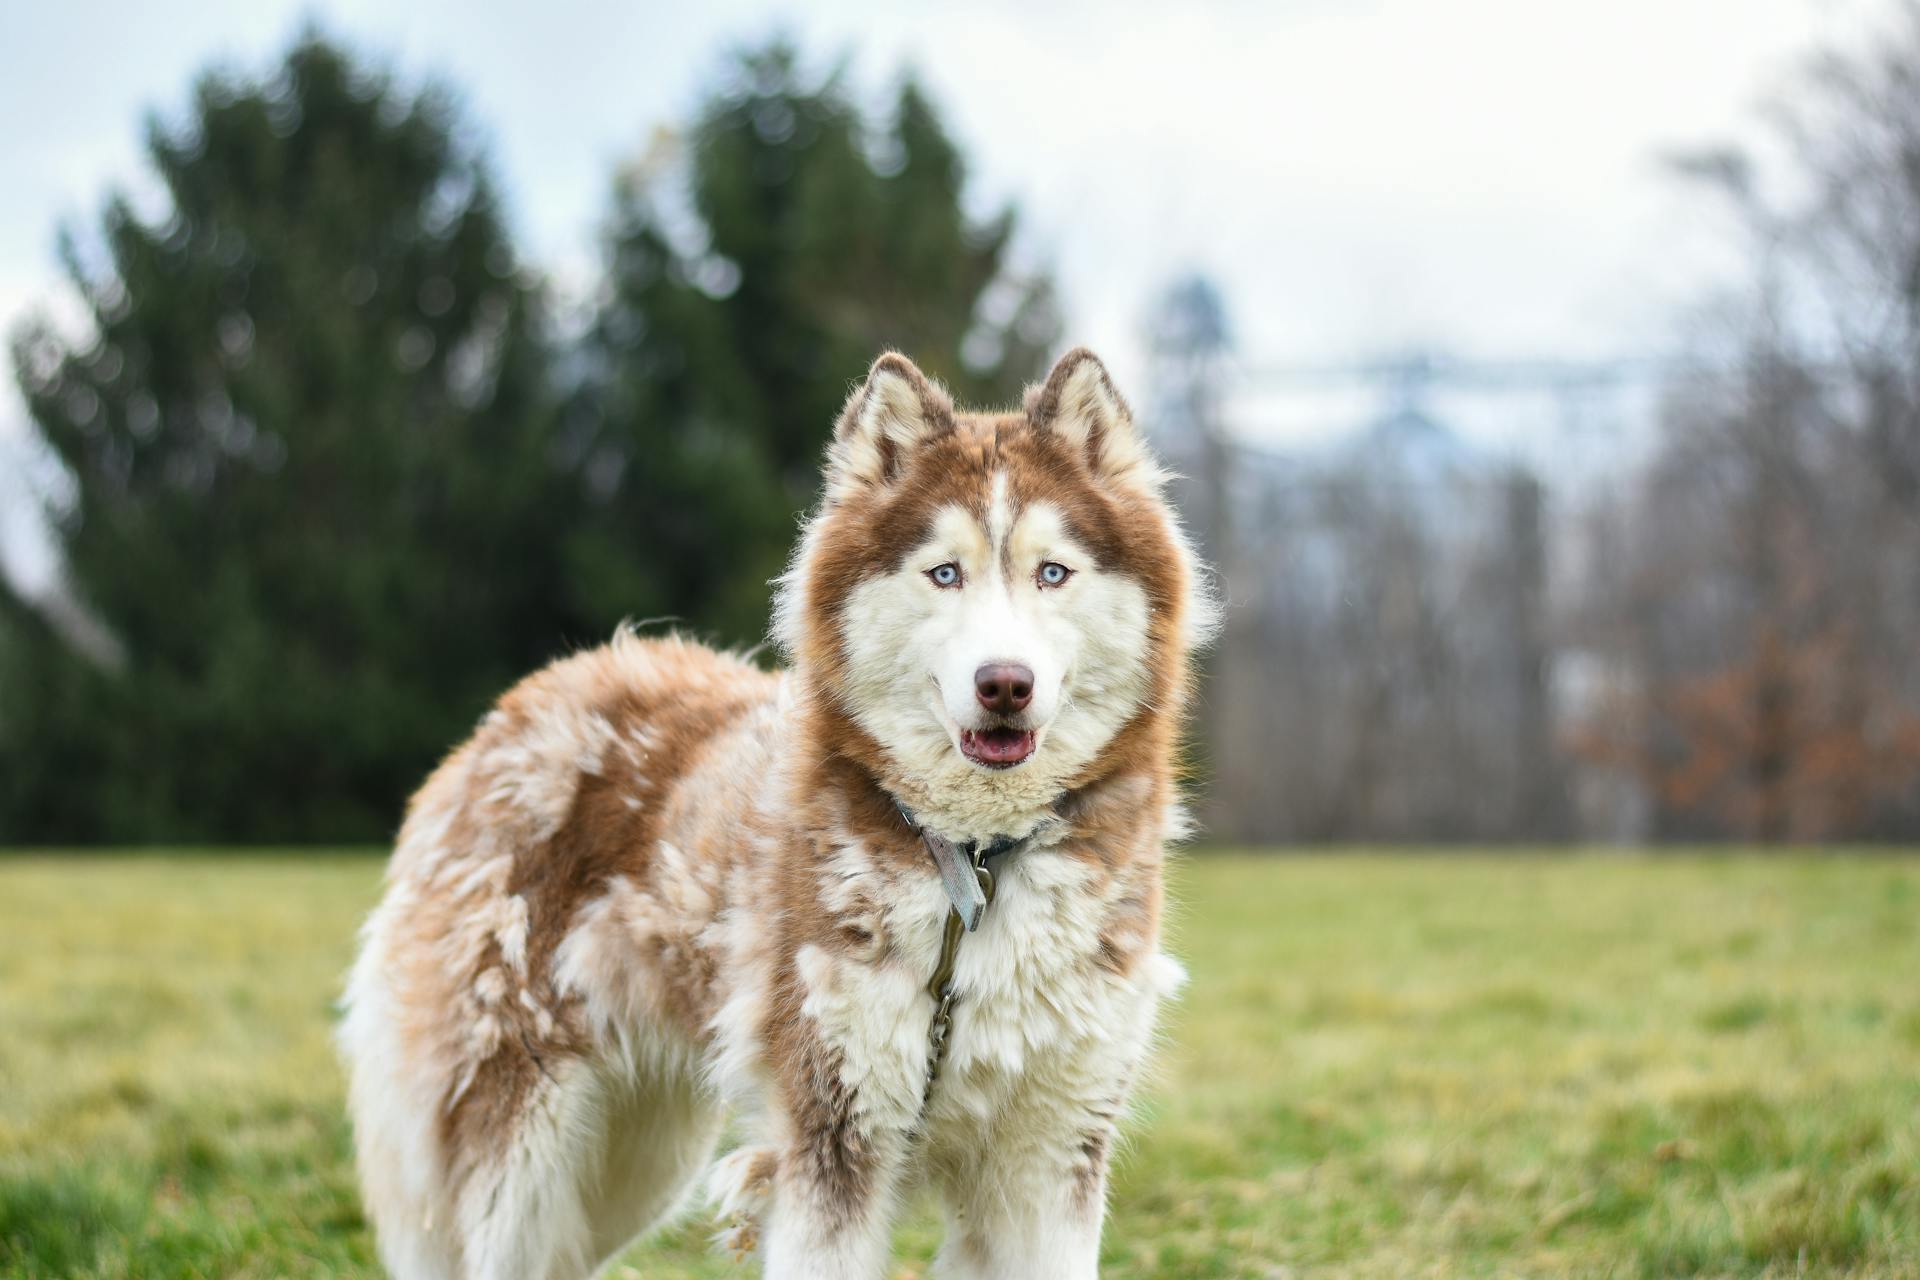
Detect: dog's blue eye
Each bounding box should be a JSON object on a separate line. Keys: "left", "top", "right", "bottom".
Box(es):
{"left": 1038, "top": 561, "right": 1071, "bottom": 586}
{"left": 928, "top": 563, "right": 961, "bottom": 588}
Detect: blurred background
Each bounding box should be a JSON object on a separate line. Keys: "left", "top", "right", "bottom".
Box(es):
{"left": 3, "top": 0, "right": 1919, "bottom": 846}
{"left": 7, "top": 7, "right": 1920, "bottom": 1278}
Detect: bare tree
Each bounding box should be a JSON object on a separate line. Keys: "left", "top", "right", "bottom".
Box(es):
{"left": 1570, "top": 2, "right": 1920, "bottom": 840}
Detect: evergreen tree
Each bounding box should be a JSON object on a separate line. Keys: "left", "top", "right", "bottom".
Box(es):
{"left": 3, "top": 35, "right": 563, "bottom": 841}
{"left": 558, "top": 46, "right": 1060, "bottom": 643}
{"left": 1, "top": 36, "right": 1061, "bottom": 843}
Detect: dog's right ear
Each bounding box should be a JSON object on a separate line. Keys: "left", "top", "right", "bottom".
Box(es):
{"left": 826, "top": 352, "right": 955, "bottom": 499}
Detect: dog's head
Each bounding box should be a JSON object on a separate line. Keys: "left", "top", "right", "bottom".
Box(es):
{"left": 776, "top": 349, "right": 1213, "bottom": 838}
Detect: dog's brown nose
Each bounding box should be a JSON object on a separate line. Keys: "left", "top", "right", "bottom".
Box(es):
{"left": 974, "top": 663, "right": 1034, "bottom": 714}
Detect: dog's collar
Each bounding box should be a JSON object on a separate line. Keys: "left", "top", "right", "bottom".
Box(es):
{"left": 891, "top": 799, "right": 1032, "bottom": 932}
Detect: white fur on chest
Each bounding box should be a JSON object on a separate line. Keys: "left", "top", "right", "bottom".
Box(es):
{"left": 790, "top": 846, "right": 1185, "bottom": 1144}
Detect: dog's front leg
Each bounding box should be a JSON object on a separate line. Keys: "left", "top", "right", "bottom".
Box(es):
{"left": 758, "top": 1136, "right": 905, "bottom": 1279}
{"left": 932, "top": 1114, "right": 1117, "bottom": 1280}
{"left": 757, "top": 1082, "right": 909, "bottom": 1280}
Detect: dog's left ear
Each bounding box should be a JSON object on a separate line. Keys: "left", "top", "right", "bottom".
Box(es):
{"left": 827, "top": 352, "right": 956, "bottom": 499}
{"left": 1026, "top": 348, "right": 1156, "bottom": 487}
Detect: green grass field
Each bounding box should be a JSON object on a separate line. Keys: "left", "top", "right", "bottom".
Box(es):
{"left": 1, "top": 852, "right": 1916, "bottom": 1279}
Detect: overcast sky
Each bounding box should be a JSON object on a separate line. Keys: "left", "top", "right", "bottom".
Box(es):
{"left": 0, "top": 0, "right": 1885, "bottom": 589}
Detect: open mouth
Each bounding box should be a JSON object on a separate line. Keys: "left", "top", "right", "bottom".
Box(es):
{"left": 960, "top": 726, "right": 1037, "bottom": 769}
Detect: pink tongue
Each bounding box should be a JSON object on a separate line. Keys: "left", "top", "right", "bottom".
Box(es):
{"left": 967, "top": 728, "right": 1034, "bottom": 763}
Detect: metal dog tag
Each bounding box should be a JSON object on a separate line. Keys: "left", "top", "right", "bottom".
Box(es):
{"left": 920, "top": 830, "right": 987, "bottom": 931}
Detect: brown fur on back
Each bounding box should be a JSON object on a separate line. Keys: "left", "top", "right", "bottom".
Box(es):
{"left": 376, "top": 635, "right": 776, "bottom": 1187}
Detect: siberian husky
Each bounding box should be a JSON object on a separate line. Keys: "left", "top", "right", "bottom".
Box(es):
{"left": 340, "top": 348, "right": 1214, "bottom": 1279}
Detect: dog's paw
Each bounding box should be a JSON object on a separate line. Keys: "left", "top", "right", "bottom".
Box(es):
{"left": 706, "top": 1145, "right": 778, "bottom": 1257}
{"left": 716, "top": 1215, "right": 760, "bottom": 1261}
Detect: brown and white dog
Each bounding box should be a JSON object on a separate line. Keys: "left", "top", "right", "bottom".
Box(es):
{"left": 339, "top": 348, "right": 1214, "bottom": 1279}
